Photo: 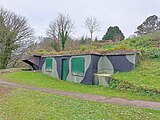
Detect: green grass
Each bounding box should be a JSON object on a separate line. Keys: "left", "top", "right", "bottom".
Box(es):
{"left": 0, "top": 86, "right": 160, "bottom": 120}
{"left": 0, "top": 71, "right": 160, "bottom": 102}
{"left": 101, "top": 32, "right": 160, "bottom": 61}
{"left": 112, "top": 61, "right": 160, "bottom": 91}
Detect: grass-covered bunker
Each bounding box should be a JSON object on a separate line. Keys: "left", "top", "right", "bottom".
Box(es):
{"left": 23, "top": 51, "right": 137, "bottom": 86}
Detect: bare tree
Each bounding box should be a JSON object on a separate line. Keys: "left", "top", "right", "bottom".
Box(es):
{"left": 0, "top": 7, "right": 34, "bottom": 69}
{"left": 30, "top": 36, "right": 80, "bottom": 53}
{"left": 46, "top": 13, "right": 74, "bottom": 51}
{"left": 84, "top": 16, "right": 101, "bottom": 43}
{"left": 34, "top": 37, "right": 55, "bottom": 52}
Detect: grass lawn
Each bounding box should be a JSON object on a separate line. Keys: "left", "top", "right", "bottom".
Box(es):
{"left": 112, "top": 61, "right": 160, "bottom": 90}
{"left": 0, "top": 71, "right": 160, "bottom": 102}
{"left": 0, "top": 85, "right": 160, "bottom": 120}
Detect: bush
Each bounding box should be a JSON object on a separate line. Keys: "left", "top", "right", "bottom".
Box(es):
{"left": 80, "top": 45, "right": 88, "bottom": 51}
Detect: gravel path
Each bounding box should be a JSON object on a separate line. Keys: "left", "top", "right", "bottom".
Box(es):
{"left": 0, "top": 80, "right": 160, "bottom": 110}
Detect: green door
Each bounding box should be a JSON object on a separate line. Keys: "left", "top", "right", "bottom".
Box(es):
{"left": 62, "top": 59, "right": 67, "bottom": 80}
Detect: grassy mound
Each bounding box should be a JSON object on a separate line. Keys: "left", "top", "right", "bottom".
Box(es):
{"left": 111, "top": 61, "right": 160, "bottom": 94}
{"left": 101, "top": 32, "right": 160, "bottom": 61}
{"left": 100, "top": 32, "right": 160, "bottom": 94}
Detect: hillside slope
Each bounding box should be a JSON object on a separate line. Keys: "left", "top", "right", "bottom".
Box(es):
{"left": 101, "top": 32, "right": 160, "bottom": 61}
{"left": 101, "top": 32, "right": 160, "bottom": 93}
{"left": 112, "top": 61, "right": 160, "bottom": 91}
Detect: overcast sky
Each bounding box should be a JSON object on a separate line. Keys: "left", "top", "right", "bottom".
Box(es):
{"left": 1, "top": 0, "right": 160, "bottom": 39}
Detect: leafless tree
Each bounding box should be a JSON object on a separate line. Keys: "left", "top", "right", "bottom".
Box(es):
{"left": 34, "top": 37, "right": 55, "bottom": 52}
{"left": 0, "top": 7, "right": 34, "bottom": 69}
{"left": 46, "top": 13, "right": 74, "bottom": 51}
{"left": 30, "top": 36, "right": 80, "bottom": 53}
{"left": 84, "top": 16, "right": 101, "bottom": 43}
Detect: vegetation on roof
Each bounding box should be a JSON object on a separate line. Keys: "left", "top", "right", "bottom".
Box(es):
{"left": 100, "top": 32, "right": 160, "bottom": 61}
{"left": 29, "top": 48, "right": 136, "bottom": 57}
{"left": 29, "top": 32, "right": 159, "bottom": 61}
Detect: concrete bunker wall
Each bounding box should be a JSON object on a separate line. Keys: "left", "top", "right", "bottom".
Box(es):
{"left": 42, "top": 55, "right": 94, "bottom": 85}
{"left": 41, "top": 53, "right": 137, "bottom": 85}
{"left": 97, "top": 54, "right": 137, "bottom": 74}
{"left": 94, "top": 54, "right": 137, "bottom": 86}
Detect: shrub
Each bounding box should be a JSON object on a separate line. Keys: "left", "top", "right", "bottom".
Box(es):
{"left": 80, "top": 45, "right": 88, "bottom": 51}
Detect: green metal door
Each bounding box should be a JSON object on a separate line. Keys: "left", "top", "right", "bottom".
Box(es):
{"left": 62, "top": 59, "right": 67, "bottom": 80}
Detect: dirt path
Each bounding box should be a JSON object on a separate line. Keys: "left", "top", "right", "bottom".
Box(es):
{"left": 0, "top": 80, "right": 160, "bottom": 110}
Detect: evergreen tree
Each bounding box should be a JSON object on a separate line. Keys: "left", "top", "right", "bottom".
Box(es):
{"left": 102, "top": 26, "right": 125, "bottom": 42}
{"left": 135, "top": 15, "right": 160, "bottom": 36}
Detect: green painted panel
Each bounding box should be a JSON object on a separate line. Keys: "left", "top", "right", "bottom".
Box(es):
{"left": 62, "top": 59, "right": 67, "bottom": 80}
{"left": 45, "top": 58, "right": 52, "bottom": 72}
{"left": 71, "top": 57, "right": 85, "bottom": 75}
